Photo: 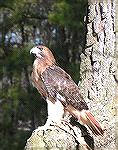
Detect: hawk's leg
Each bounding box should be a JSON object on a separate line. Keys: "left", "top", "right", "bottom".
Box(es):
{"left": 33, "top": 98, "right": 64, "bottom": 133}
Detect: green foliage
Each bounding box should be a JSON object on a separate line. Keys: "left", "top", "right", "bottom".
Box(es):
{"left": 49, "top": 0, "right": 87, "bottom": 29}
{"left": 8, "top": 86, "right": 20, "bottom": 106}
{"left": 0, "top": 130, "right": 31, "bottom": 150}
{"left": 49, "top": 1, "right": 71, "bottom": 26}
{"left": 3, "top": 46, "right": 32, "bottom": 76}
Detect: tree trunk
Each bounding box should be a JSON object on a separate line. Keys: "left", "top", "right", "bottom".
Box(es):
{"left": 80, "top": 0, "right": 117, "bottom": 149}
{"left": 114, "top": 0, "right": 118, "bottom": 149}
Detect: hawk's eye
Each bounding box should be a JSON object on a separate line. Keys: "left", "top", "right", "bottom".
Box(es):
{"left": 37, "top": 47, "right": 43, "bottom": 51}
{"left": 40, "top": 48, "right": 43, "bottom": 51}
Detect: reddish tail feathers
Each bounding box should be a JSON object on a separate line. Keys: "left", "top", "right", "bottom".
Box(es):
{"left": 80, "top": 110, "right": 104, "bottom": 136}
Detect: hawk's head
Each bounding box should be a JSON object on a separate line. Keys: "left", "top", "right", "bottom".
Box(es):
{"left": 30, "top": 45, "right": 55, "bottom": 64}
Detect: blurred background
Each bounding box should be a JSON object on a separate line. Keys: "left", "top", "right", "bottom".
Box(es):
{"left": 0, "top": 0, "right": 87, "bottom": 149}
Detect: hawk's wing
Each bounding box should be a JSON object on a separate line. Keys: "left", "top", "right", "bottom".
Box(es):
{"left": 31, "top": 71, "right": 48, "bottom": 98}
{"left": 32, "top": 64, "right": 104, "bottom": 136}
{"left": 40, "top": 65, "right": 104, "bottom": 136}
{"left": 41, "top": 65, "right": 88, "bottom": 111}
{"left": 31, "top": 69, "right": 56, "bottom": 103}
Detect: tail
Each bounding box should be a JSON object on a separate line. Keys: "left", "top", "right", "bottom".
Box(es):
{"left": 80, "top": 110, "right": 104, "bottom": 136}
{"left": 65, "top": 105, "right": 104, "bottom": 136}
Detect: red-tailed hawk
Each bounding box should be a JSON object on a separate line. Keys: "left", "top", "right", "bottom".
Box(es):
{"left": 30, "top": 45, "right": 104, "bottom": 137}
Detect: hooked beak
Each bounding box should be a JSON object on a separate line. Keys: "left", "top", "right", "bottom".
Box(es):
{"left": 30, "top": 47, "right": 43, "bottom": 58}
{"left": 30, "top": 47, "right": 40, "bottom": 54}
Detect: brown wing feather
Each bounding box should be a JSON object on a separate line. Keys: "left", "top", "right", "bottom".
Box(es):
{"left": 41, "top": 65, "right": 88, "bottom": 111}
{"left": 31, "top": 71, "right": 48, "bottom": 98}
{"left": 31, "top": 70, "right": 56, "bottom": 103}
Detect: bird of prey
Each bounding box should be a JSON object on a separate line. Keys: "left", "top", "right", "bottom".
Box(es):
{"left": 30, "top": 45, "right": 104, "bottom": 148}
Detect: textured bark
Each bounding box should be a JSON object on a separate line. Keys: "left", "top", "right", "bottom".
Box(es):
{"left": 115, "top": 0, "right": 118, "bottom": 149}
{"left": 80, "top": 0, "right": 117, "bottom": 149}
